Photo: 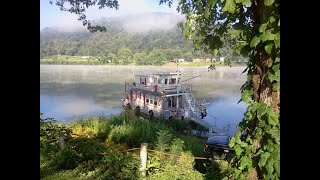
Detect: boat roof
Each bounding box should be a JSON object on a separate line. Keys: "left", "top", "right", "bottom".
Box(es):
{"left": 135, "top": 71, "right": 182, "bottom": 77}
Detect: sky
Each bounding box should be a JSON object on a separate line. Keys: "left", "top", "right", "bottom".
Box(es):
{"left": 40, "top": 0, "right": 179, "bottom": 30}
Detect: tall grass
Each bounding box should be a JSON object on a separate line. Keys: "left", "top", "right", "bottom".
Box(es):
{"left": 71, "top": 110, "right": 195, "bottom": 149}
{"left": 40, "top": 111, "right": 226, "bottom": 179}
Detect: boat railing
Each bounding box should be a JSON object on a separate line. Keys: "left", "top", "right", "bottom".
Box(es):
{"left": 181, "top": 84, "right": 192, "bottom": 93}
{"left": 125, "top": 81, "right": 191, "bottom": 94}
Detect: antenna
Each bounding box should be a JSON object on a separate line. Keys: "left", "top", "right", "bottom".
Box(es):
{"left": 131, "top": 68, "right": 135, "bottom": 81}
{"left": 176, "top": 59, "right": 179, "bottom": 72}
{"left": 180, "top": 75, "right": 201, "bottom": 82}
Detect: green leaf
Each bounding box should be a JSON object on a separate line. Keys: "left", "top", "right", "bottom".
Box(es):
{"left": 235, "top": 0, "right": 251, "bottom": 5}
{"left": 272, "top": 145, "right": 280, "bottom": 161}
{"left": 272, "top": 81, "right": 280, "bottom": 91}
{"left": 250, "top": 36, "right": 260, "bottom": 47}
{"left": 205, "top": 0, "right": 218, "bottom": 19}
{"left": 239, "top": 141, "right": 248, "bottom": 148}
{"left": 265, "top": 44, "right": 273, "bottom": 54}
{"left": 212, "top": 49, "right": 218, "bottom": 56}
{"left": 240, "top": 45, "right": 251, "bottom": 56}
{"left": 275, "top": 32, "right": 280, "bottom": 48}
{"left": 269, "top": 16, "right": 275, "bottom": 23}
{"left": 260, "top": 31, "right": 275, "bottom": 42}
{"left": 259, "top": 23, "right": 268, "bottom": 33}
{"left": 268, "top": 59, "right": 273, "bottom": 67}
{"left": 241, "top": 89, "right": 252, "bottom": 104}
{"left": 235, "top": 146, "right": 243, "bottom": 156}
{"left": 268, "top": 70, "right": 280, "bottom": 82}
{"left": 195, "top": 41, "right": 201, "bottom": 48}
{"left": 242, "top": 0, "right": 251, "bottom": 6}
{"left": 264, "top": 0, "right": 275, "bottom": 6}
{"left": 258, "top": 152, "right": 270, "bottom": 167}
{"left": 239, "top": 156, "right": 251, "bottom": 170}
{"left": 242, "top": 66, "right": 248, "bottom": 74}
{"left": 245, "top": 110, "right": 253, "bottom": 120}
{"left": 272, "top": 63, "right": 280, "bottom": 72}
{"left": 274, "top": 160, "right": 280, "bottom": 176}
{"left": 267, "top": 112, "right": 279, "bottom": 126}
{"left": 251, "top": 102, "right": 259, "bottom": 112}
{"left": 278, "top": 20, "right": 280, "bottom": 26}
{"left": 223, "top": 0, "right": 236, "bottom": 13}
{"left": 268, "top": 128, "right": 279, "bottom": 143}
{"left": 265, "top": 160, "right": 274, "bottom": 175}
{"left": 275, "top": 57, "right": 280, "bottom": 63}
{"left": 257, "top": 103, "right": 267, "bottom": 117}
{"left": 229, "top": 137, "right": 235, "bottom": 147}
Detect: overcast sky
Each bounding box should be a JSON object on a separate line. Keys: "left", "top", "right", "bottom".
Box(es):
{"left": 40, "top": 0, "right": 179, "bottom": 30}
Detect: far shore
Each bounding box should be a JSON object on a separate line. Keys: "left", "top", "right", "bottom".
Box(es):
{"left": 40, "top": 61, "right": 247, "bottom": 67}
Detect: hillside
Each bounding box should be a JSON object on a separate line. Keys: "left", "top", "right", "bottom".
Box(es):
{"left": 40, "top": 12, "right": 244, "bottom": 65}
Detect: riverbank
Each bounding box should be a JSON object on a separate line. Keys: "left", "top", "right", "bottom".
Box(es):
{"left": 40, "top": 110, "right": 231, "bottom": 179}
{"left": 40, "top": 56, "right": 246, "bottom": 67}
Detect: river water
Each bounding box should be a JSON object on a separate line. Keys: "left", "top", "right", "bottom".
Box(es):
{"left": 40, "top": 65, "right": 247, "bottom": 135}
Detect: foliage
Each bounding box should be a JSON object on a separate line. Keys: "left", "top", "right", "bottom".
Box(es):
{"left": 147, "top": 150, "right": 204, "bottom": 179}
{"left": 156, "top": 129, "right": 173, "bottom": 152}
{"left": 170, "top": 138, "right": 185, "bottom": 156}
{"left": 133, "top": 106, "right": 140, "bottom": 116}
{"left": 97, "top": 150, "right": 140, "bottom": 179}
{"left": 52, "top": 148, "right": 80, "bottom": 169}
{"left": 41, "top": 109, "right": 238, "bottom": 179}
{"left": 159, "top": 0, "right": 280, "bottom": 179}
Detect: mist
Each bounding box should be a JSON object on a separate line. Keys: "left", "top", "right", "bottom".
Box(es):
{"left": 42, "top": 12, "right": 185, "bottom": 33}
{"left": 120, "top": 13, "right": 185, "bottom": 33}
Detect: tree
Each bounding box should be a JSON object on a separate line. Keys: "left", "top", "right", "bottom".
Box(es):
{"left": 133, "top": 52, "right": 148, "bottom": 65}
{"left": 182, "top": 52, "right": 193, "bottom": 62}
{"left": 107, "top": 53, "right": 117, "bottom": 64}
{"left": 148, "top": 49, "right": 166, "bottom": 66}
{"left": 117, "top": 47, "right": 132, "bottom": 65}
{"left": 160, "top": 0, "right": 279, "bottom": 179}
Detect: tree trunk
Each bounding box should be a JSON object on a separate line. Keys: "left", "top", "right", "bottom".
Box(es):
{"left": 248, "top": 1, "right": 280, "bottom": 179}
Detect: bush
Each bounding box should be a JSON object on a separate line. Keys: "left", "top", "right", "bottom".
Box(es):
{"left": 134, "top": 106, "right": 140, "bottom": 116}
{"left": 67, "top": 137, "right": 106, "bottom": 162}
{"left": 53, "top": 149, "right": 79, "bottom": 169}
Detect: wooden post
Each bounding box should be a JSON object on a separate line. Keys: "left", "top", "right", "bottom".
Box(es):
{"left": 59, "top": 135, "right": 66, "bottom": 150}
{"left": 140, "top": 143, "right": 148, "bottom": 177}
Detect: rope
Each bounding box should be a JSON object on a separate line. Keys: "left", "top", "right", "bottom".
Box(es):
{"left": 107, "top": 147, "right": 225, "bottom": 160}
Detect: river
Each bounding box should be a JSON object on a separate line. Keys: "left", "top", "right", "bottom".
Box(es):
{"left": 40, "top": 65, "right": 247, "bottom": 135}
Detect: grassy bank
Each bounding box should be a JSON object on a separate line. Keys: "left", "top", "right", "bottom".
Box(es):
{"left": 40, "top": 110, "right": 231, "bottom": 179}
{"left": 40, "top": 55, "right": 246, "bottom": 66}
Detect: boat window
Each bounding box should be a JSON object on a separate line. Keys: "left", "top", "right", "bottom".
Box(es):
{"left": 169, "top": 78, "right": 176, "bottom": 84}
{"left": 146, "top": 99, "right": 149, "bottom": 103}
{"left": 150, "top": 99, "right": 154, "bottom": 105}
{"left": 178, "top": 78, "right": 180, "bottom": 83}
{"left": 158, "top": 79, "right": 162, "bottom": 84}
{"left": 154, "top": 100, "right": 157, "bottom": 106}
{"left": 165, "top": 79, "right": 168, "bottom": 84}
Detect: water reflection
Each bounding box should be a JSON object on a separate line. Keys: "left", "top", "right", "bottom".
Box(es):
{"left": 40, "top": 65, "right": 247, "bottom": 135}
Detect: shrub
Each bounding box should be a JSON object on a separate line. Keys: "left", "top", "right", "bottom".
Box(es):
{"left": 53, "top": 149, "right": 79, "bottom": 169}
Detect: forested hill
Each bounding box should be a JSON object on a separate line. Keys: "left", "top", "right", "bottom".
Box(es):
{"left": 40, "top": 12, "right": 243, "bottom": 65}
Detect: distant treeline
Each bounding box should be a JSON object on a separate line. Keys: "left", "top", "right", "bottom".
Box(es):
{"left": 40, "top": 25, "right": 247, "bottom": 65}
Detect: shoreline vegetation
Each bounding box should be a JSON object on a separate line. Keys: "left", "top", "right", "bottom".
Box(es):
{"left": 40, "top": 109, "right": 232, "bottom": 179}
{"left": 40, "top": 55, "right": 247, "bottom": 67}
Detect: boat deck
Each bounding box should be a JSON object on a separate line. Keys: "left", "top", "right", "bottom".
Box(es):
{"left": 189, "top": 115, "right": 224, "bottom": 135}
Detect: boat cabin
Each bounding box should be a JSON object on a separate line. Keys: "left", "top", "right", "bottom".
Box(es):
{"left": 123, "top": 71, "right": 206, "bottom": 120}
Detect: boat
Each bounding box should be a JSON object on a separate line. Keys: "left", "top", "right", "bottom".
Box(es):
{"left": 122, "top": 70, "right": 208, "bottom": 120}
